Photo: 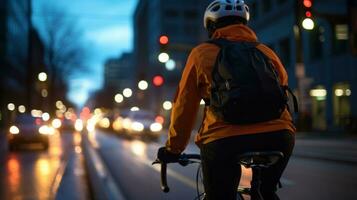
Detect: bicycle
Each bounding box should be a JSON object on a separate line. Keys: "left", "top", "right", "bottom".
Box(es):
{"left": 153, "top": 151, "right": 284, "bottom": 200}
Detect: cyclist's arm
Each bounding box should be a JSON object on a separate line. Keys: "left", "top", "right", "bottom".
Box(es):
{"left": 166, "top": 49, "right": 201, "bottom": 154}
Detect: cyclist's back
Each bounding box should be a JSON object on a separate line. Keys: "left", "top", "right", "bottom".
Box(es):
{"left": 157, "top": 1, "right": 296, "bottom": 200}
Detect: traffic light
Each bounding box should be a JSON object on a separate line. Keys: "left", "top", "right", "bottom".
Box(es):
{"left": 158, "top": 35, "right": 170, "bottom": 63}
{"left": 300, "top": 0, "right": 315, "bottom": 30}
{"left": 153, "top": 75, "right": 164, "bottom": 87}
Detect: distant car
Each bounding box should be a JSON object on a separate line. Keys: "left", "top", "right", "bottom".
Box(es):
{"left": 7, "top": 114, "right": 51, "bottom": 150}
{"left": 121, "top": 110, "right": 163, "bottom": 140}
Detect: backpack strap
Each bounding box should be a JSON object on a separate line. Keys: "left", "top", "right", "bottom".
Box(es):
{"left": 283, "top": 86, "right": 299, "bottom": 114}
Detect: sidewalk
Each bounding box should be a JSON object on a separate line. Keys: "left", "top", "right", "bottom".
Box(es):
{"left": 293, "top": 132, "right": 357, "bottom": 164}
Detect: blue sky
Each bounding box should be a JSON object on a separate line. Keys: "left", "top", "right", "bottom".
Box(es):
{"left": 33, "top": 0, "right": 138, "bottom": 107}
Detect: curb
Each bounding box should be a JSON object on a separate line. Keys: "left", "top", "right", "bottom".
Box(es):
{"left": 82, "top": 133, "right": 126, "bottom": 200}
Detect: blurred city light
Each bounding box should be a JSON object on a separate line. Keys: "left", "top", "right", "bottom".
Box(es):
{"left": 131, "top": 122, "right": 144, "bottom": 132}
{"left": 165, "top": 59, "right": 176, "bottom": 71}
{"left": 158, "top": 52, "right": 170, "bottom": 63}
{"left": 18, "top": 105, "right": 26, "bottom": 113}
{"left": 303, "top": 0, "right": 312, "bottom": 8}
{"left": 155, "top": 116, "right": 165, "bottom": 124}
{"left": 302, "top": 18, "right": 315, "bottom": 30}
{"left": 310, "top": 89, "right": 327, "bottom": 97}
{"left": 99, "top": 117, "right": 110, "bottom": 129}
{"left": 115, "top": 94, "right": 124, "bottom": 103}
{"left": 39, "top": 125, "right": 55, "bottom": 135}
{"left": 75, "top": 119, "right": 84, "bottom": 132}
{"left": 163, "top": 101, "right": 172, "bottom": 110}
{"left": 200, "top": 99, "right": 206, "bottom": 105}
{"left": 335, "top": 89, "right": 344, "bottom": 97}
{"left": 153, "top": 75, "right": 164, "bottom": 87}
{"left": 31, "top": 109, "right": 43, "bottom": 118}
{"left": 52, "top": 119, "right": 62, "bottom": 129}
{"left": 56, "top": 101, "right": 64, "bottom": 109}
{"left": 42, "top": 113, "right": 50, "bottom": 121}
{"left": 38, "top": 72, "right": 47, "bottom": 82}
{"left": 138, "top": 80, "right": 149, "bottom": 90}
{"left": 41, "top": 89, "right": 48, "bottom": 97}
{"left": 150, "top": 122, "right": 163, "bottom": 132}
{"left": 159, "top": 35, "right": 169, "bottom": 45}
{"left": 7, "top": 103, "right": 15, "bottom": 111}
{"left": 123, "top": 88, "right": 133, "bottom": 98}
{"left": 130, "top": 107, "right": 140, "bottom": 111}
{"left": 346, "top": 89, "right": 352, "bottom": 96}
{"left": 9, "top": 126, "right": 20, "bottom": 134}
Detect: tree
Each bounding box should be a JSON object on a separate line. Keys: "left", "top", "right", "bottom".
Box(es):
{"left": 37, "top": 4, "right": 90, "bottom": 111}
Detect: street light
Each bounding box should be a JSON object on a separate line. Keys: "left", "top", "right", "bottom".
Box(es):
{"left": 158, "top": 52, "right": 170, "bottom": 63}
{"left": 7, "top": 103, "right": 15, "bottom": 111}
{"left": 163, "top": 101, "right": 172, "bottom": 110}
{"left": 123, "top": 88, "right": 133, "bottom": 98}
{"left": 138, "top": 80, "right": 149, "bottom": 90}
{"left": 18, "top": 105, "right": 26, "bottom": 113}
{"left": 115, "top": 94, "right": 124, "bottom": 103}
{"left": 38, "top": 72, "right": 47, "bottom": 82}
{"left": 165, "top": 59, "right": 176, "bottom": 71}
{"left": 302, "top": 18, "right": 315, "bottom": 30}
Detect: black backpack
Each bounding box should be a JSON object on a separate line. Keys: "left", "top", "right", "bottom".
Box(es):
{"left": 204, "top": 39, "right": 298, "bottom": 125}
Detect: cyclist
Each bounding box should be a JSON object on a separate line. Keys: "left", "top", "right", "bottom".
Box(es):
{"left": 157, "top": 0, "right": 296, "bottom": 200}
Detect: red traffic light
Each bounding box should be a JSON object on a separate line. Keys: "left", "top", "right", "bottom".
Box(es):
{"left": 305, "top": 11, "right": 312, "bottom": 18}
{"left": 153, "top": 75, "right": 164, "bottom": 87}
{"left": 303, "top": 0, "right": 312, "bottom": 8}
{"left": 159, "top": 35, "right": 169, "bottom": 45}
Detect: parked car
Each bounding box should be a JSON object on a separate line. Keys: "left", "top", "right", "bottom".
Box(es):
{"left": 7, "top": 114, "right": 51, "bottom": 150}
{"left": 119, "top": 110, "right": 163, "bottom": 141}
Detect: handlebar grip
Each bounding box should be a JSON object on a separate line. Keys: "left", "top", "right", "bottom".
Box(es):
{"left": 160, "top": 163, "right": 170, "bottom": 193}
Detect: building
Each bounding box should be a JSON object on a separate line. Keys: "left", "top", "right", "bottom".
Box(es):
{"left": 104, "top": 52, "right": 134, "bottom": 91}
{"left": 133, "top": 0, "right": 211, "bottom": 111}
{"left": 0, "top": 0, "right": 45, "bottom": 128}
{"left": 247, "top": 0, "right": 357, "bottom": 132}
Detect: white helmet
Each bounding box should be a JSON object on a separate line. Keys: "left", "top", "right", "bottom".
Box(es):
{"left": 204, "top": 0, "right": 250, "bottom": 29}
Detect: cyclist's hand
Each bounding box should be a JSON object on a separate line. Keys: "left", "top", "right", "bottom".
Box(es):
{"left": 157, "top": 147, "right": 180, "bottom": 163}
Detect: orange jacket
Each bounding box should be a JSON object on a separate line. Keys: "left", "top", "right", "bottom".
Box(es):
{"left": 166, "top": 24, "right": 296, "bottom": 154}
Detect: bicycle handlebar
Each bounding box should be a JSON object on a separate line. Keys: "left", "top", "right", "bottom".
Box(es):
{"left": 152, "top": 153, "right": 201, "bottom": 193}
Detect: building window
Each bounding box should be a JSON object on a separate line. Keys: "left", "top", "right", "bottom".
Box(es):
{"left": 309, "top": 26, "right": 324, "bottom": 60}
{"left": 333, "top": 24, "right": 349, "bottom": 54}
{"left": 262, "top": 0, "right": 272, "bottom": 13}
{"left": 279, "top": 38, "right": 291, "bottom": 67}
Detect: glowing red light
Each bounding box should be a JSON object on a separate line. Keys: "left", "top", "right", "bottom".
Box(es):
{"left": 159, "top": 35, "right": 169, "bottom": 45}
{"left": 305, "top": 11, "right": 312, "bottom": 18}
{"left": 35, "top": 118, "right": 42, "bottom": 125}
{"left": 303, "top": 0, "right": 312, "bottom": 8}
{"left": 155, "top": 116, "right": 165, "bottom": 124}
{"left": 153, "top": 75, "right": 164, "bottom": 87}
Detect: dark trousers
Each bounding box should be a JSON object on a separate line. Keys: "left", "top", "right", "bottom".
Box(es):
{"left": 200, "top": 130, "right": 295, "bottom": 200}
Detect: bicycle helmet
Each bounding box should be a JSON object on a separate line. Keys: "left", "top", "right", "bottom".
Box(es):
{"left": 204, "top": 0, "right": 250, "bottom": 29}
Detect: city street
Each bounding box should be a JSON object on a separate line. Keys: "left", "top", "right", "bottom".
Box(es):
{"left": 89, "top": 130, "right": 357, "bottom": 200}
{"left": 0, "top": 131, "right": 89, "bottom": 200}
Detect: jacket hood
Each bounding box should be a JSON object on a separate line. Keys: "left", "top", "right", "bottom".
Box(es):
{"left": 212, "top": 24, "right": 258, "bottom": 42}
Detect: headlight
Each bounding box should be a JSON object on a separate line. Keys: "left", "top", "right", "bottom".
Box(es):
{"left": 131, "top": 122, "right": 144, "bottom": 132}
{"left": 9, "top": 126, "right": 20, "bottom": 134}
{"left": 150, "top": 123, "right": 162, "bottom": 132}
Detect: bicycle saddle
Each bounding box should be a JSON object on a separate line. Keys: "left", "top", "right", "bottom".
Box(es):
{"left": 238, "top": 151, "right": 284, "bottom": 168}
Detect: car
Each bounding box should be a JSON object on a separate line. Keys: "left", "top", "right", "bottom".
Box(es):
{"left": 118, "top": 110, "right": 163, "bottom": 141}
{"left": 7, "top": 114, "right": 51, "bottom": 150}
